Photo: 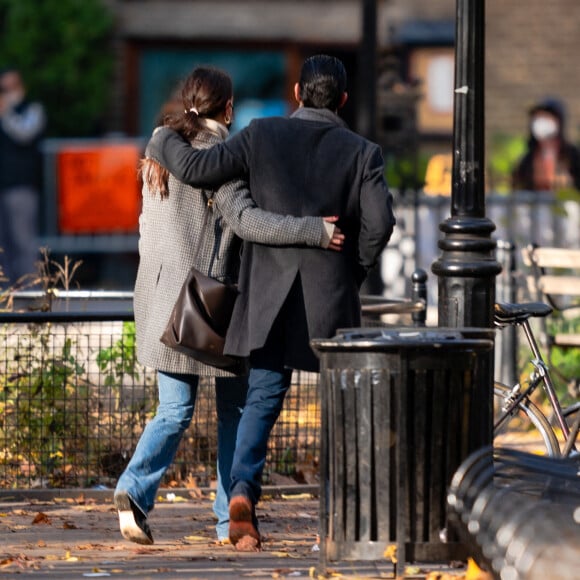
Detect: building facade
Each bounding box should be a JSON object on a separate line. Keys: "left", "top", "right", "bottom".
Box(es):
{"left": 103, "top": 0, "right": 580, "bottom": 162}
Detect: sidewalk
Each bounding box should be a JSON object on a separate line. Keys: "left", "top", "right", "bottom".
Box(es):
{"left": 0, "top": 490, "right": 471, "bottom": 579}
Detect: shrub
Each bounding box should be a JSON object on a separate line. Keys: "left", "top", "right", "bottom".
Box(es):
{"left": 0, "top": 0, "right": 114, "bottom": 136}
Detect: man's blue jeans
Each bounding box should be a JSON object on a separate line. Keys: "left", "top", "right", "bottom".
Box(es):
{"left": 115, "top": 371, "right": 247, "bottom": 540}
{"left": 229, "top": 354, "right": 292, "bottom": 506}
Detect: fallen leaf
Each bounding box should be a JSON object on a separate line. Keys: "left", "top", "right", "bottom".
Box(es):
{"left": 74, "top": 544, "right": 108, "bottom": 551}
{"left": 0, "top": 558, "right": 16, "bottom": 569}
{"left": 0, "top": 555, "right": 36, "bottom": 570}
{"left": 164, "top": 493, "right": 188, "bottom": 502}
{"left": 383, "top": 543, "right": 397, "bottom": 563}
{"left": 64, "top": 550, "right": 79, "bottom": 562}
{"left": 32, "top": 512, "right": 51, "bottom": 525}
{"left": 465, "top": 557, "right": 493, "bottom": 580}
{"left": 63, "top": 521, "right": 78, "bottom": 529}
{"left": 184, "top": 475, "right": 199, "bottom": 488}
{"left": 280, "top": 493, "right": 312, "bottom": 500}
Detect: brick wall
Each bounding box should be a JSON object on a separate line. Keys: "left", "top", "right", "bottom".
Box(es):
{"left": 486, "top": 0, "right": 580, "bottom": 144}
{"left": 105, "top": 0, "right": 580, "bottom": 147}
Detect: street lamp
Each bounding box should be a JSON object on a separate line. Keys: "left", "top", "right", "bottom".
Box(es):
{"left": 432, "top": 0, "right": 501, "bottom": 328}
{"left": 357, "top": 0, "right": 377, "bottom": 142}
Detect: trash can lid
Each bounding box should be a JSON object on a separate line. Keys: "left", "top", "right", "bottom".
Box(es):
{"left": 311, "top": 326, "right": 495, "bottom": 351}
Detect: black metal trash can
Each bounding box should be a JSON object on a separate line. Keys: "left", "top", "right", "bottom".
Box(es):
{"left": 311, "top": 327, "right": 495, "bottom": 569}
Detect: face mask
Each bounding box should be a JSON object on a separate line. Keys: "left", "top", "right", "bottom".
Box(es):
{"left": 531, "top": 117, "right": 559, "bottom": 140}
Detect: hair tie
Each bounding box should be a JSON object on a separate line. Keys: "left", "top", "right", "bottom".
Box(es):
{"left": 189, "top": 106, "right": 199, "bottom": 115}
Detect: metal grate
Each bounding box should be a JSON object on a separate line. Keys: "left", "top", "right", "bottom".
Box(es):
{"left": 0, "top": 313, "right": 321, "bottom": 490}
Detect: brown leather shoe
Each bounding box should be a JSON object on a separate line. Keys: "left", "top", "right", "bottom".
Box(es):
{"left": 228, "top": 495, "right": 261, "bottom": 551}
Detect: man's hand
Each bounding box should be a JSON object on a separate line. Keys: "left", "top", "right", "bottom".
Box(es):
{"left": 323, "top": 216, "right": 345, "bottom": 251}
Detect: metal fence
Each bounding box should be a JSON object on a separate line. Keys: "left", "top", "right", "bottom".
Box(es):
{"left": 0, "top": 311, "right": 320, "bottom": 491}
{"left": 384, "top": 190, "right": 580, "bottom": 305}
{"left": 2, "top": 191, "right": 578, "bottom": 491}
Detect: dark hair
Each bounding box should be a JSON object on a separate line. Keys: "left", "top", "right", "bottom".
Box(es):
{"left": 528, "top": 97, "right": 566, "bottom": 125}
{"left": 164, "top": 66, "right": 233, "bottom": 140}
{"left": 298, "top": 55, "right": 347, "bottom": 111}
{"left": 141, "top": 66, "right": 233, "bottom": 198}
{"left": 0, "top": 66, "right": 19, "bottom": 77}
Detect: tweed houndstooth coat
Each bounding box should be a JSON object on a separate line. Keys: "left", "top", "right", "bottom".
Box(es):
{"left": 134, "top": 124, "right": 325, "bottom": 377}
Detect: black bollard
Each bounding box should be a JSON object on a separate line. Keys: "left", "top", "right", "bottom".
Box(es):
{"left": 411, "top": 268, "right": 427, "bottom": 327}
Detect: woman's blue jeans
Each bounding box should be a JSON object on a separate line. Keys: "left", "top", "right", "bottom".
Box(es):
{"left": 115, "top": 370, "right": 248, "bottom": 540}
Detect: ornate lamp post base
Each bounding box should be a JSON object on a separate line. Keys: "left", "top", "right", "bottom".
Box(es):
{"left": 433, "top": 216, "right": 501, "bottom": 327}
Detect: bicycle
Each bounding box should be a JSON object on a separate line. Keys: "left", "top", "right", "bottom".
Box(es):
{"left": 360, "top": 288, "right": 579, "bottom": 457}
{"left": 493, "top": 301, "right": 580, "bottom": 457}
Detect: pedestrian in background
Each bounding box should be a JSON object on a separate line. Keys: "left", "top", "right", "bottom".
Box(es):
{"left": 0, "top": 67, "right": 46, "bottom": 287}
{"left": 114, "top": 66, "right": 343, "bottom": 546}
{"left": 146, "top": 54, "right": 395, "bottom": 551}
{"left": 512, "top": 97, "right": 580, "bottom": 192}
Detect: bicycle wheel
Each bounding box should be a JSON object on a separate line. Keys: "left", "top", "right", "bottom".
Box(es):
{"left": 494, "top": 382, "right": 560, "bottom": 457}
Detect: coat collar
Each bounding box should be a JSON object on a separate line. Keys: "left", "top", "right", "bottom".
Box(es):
{"left": 200, "top": 117, "right": 229, "bottom": 140}
{"left": 290, "top": 107, "right": 348, "bottom": 128}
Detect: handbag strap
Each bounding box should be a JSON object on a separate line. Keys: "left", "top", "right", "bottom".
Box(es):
{"left": 192, "top": 192, "right": 216, "bottom": 277}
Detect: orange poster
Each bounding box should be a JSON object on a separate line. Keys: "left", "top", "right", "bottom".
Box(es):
{"left": 57, "top": 144, "right": 141, "bottom": 233}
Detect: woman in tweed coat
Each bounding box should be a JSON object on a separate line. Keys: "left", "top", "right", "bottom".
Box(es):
{"left": 114, "top": 67, "right": 341, "bottom": 546}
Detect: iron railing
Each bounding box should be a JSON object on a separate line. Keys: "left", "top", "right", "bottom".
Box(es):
{"left": 0, "top": 310, "right": 320, "bottom": 490}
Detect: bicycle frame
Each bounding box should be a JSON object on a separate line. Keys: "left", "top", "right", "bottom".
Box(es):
{"left": 519, "top": 318, "right": 571, "bottom": 439}
{"left": 494, "top": 371, "right": 544, "bottom": 432}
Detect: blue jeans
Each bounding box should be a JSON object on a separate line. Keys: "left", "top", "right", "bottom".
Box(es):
{"left": 115, "top": 371, "right": 248, "bottom": 540}
{"left": 229, "top": 333, "right": 293, "bottom": 506}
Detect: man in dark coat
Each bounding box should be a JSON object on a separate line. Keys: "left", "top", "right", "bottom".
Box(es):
{"left": 146, "top": 54, "right": 395, "bottom": 550}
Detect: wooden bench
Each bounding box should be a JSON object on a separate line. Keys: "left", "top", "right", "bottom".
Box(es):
{"left": 522, "top": 244, "right": 580, "bottom": 351}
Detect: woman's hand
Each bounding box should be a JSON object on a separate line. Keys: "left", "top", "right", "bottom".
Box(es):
{"left": 323, "top": 216, "right": 345, "bottom": 251}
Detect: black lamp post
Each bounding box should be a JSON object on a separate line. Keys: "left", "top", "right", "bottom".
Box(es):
{"left": 432, "top": 0, "right": 501, "bottom": 328}
{"left": 357, "top": 0, "right": 377, "bottom": 142}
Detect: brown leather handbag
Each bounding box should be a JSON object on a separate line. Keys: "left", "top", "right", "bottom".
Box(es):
{"left": 160, "top": 266, "right": 243, "bottom": 371}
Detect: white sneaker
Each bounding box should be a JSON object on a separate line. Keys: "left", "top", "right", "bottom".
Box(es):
{"left": 114, "top": 492, "right": 154, "bottom": 545}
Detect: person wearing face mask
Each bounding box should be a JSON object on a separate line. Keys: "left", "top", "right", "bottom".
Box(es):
{"left": 512, "top": 97, "right": 580, "bottom": 192}
{"left": 0, "top": 67, "right": 46, "bottom": 287}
